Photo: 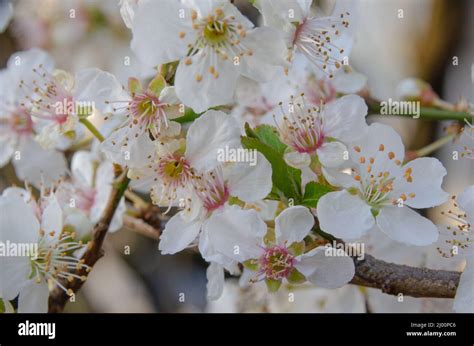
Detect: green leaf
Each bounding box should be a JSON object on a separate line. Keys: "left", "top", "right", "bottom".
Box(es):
{"left": 301, "top": 182, "right": 333, "bottom": 208}
{"left": 173, "top": 108, "right": 201, "bottom": 124}
{"left": 241, "top": 136, "right": 302, "bottom": 202}
{"left": 287, "top": 268, "right": 306, "bottom": 284}
{"left": 265, "top": 278, "right": 282, "bottom": 292}
{"left": 253, "top": 125, "right": 287, "bottom": 155}
{"left": 0, "top": 298, "right": 5, "bottom": 313}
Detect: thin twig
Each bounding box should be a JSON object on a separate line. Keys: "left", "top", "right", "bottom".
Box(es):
{"left": 123, "top": 214, "right": 161, "bottom": 240}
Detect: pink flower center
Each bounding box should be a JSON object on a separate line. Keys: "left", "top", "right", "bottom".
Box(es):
{"left": 9, "top": 107, "right": 34, "bottom": 135}
{"left": 277, "top": 97, "right": 325, "bottom": 154}
{"left": 128, "top": 92, "right": 170, "bottom": 139}
{"left": 259, "top": 245, "right": 295, "bottom": 280}
{"left": 157, "top": 154, "right": 193, "bottom": 188}
{"left": 194, "top": 169, "right": 229, "bottom": 213}
{"left": 19, "top": 65, "right": 75, "bottom": 124}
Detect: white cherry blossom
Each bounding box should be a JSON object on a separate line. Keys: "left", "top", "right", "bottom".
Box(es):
{"left": 0, "top": 49, "right": 67, "bottom": 187}
{"left": 255, "top": 0, "right": 352, "bottom": 77}
{"left": 275, "top": 94, "right": 368, "bottom": 169}
{"left": 56, "top": 150, "right": 126, "bottom": 237}
{"left": 206, "top": 205, "right": 355, "bottom": 291}
{"left": 0, "top": 187, "right": 89, "bottom": 312}
{"left": 130, "top": 0, "right": 287, "bottom": 112}
{"left": 317, "top": 123, "right": 449, "bottom": 246}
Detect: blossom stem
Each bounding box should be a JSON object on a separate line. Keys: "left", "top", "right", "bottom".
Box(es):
{"left": 414, "top": 133, "right": 456, "bottom": 158}
{"left": 79, "top": 117, "right": 105, "bottom": 142}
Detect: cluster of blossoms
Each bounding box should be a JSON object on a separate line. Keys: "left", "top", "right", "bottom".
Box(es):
{"left": 0, "top": 0, "right": 472, "bottom": 314}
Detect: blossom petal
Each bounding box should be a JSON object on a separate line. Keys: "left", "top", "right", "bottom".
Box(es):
{"left": 131, "top": 0, "right": 193, "bottom": 66}
{"left": 393, "top": 157, "right": 448, "bottom": 209}
{"left": 185, "top": 110, "right": 241, "bottom": 171}
{"left": 317, "top": 141, "right": 348, "bottom": 168}
{"left": 13, "top": 138, "right": 67, "bottom": 188}
{"left": 238, "top": 27, "right": 287, "bottom": 82}
{"left": 376, "top": 206, "right": 438, "bottom": 246}
{"left": 350, "top": 123, "right": 405, "bottom": 173}
{"left": 41, "top": 194, "right": 63, "bottom": 242}
{"left": 275, "top": 206, "right": 314, "bottom": 245}
{"left": 317, "top": 190, "right": 374, "bottom": 240}
{"left": 175, "top": 51, "right": 239, "bottom": 113}
{"left": 18, "top": 282, "right": 49, "bottom": 313}
{"left": 284, "top": 151, "right": 311, "bottom": 169}
{"left": 159, "top": 213, "right": 202, "bottom": 255}
{"left": 206, "top": 205, "right": 266, "bottom": 262}
{"left": 296, "top": 246, "right": 355, "bottom": 288}
{"left": 206, "top": 262, "right": 225, "bottom": 301}
{"left": 71, "top": 150, "right": 95, "bottom": 187}
{"left": 74, "top": 68, "right": 129, "bottom": 114}
{"left": 322, "top": 95, "right": 368, "bottom": 143}
{"left": 0, "top": 194, "right": 39, "bottom": 299}
{"left": 227, "top": 153, "right": 272, "bottom": 203}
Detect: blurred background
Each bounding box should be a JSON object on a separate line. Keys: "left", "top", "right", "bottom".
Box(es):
{"left": 0, "top": 0, "right": 472, "bottom": 313}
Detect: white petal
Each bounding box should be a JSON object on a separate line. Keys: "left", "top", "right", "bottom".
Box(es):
{"left": 119, "top": 0, "right": 137, "bottom": 29}
{"left": 175, "top": 50, "right": 239, "bottom": 113}
{"left": 0, "top": 135, "right": 15, "bottom": 167}
{"left": 0, "top": 192, "right": 39, "bottom": 243}
{"left": 322, "top": 95, "right": 368, "bottom": 143}
{"left": 393, "top": 157, "right": 448, "bottom": 209}
{"left": 275, "top": 206, "right": 314, "bottom": 245}
{"left": 321, "top": 166, "right": 357, "bottom": 189}
{"left": 74, "top": 68, "right": 129, "bottom": 114}
{"left": 332, "top": 70, "right": 367, "bottom": 94}
{"left": 0, "top": 1, "right": 13, "bottom": 32}
{"left": 13, "top": 138, "right": 68, "bottom": 188}
{"left": 376, "top": 206, "right": 438, "bottom": 246}
{"left": 0, "top": 255, "right": 31, "bottom": 300}
{"left": 227, "top": 152, "right": 272, "bottom": 202}
{"left": 255, "top": 0, "right": 311, "bottom": 27}
{"left": 64, "top": 209, "right": 94, "bottom": 239}
{"left": 41, "top": 194, "right": 63, "bottom": 241}
{"left": 206, "top": 205, "right": 266, "bottom": 262}
{"left": 71, "top": 150, "right": 95, "bottom": 187}
{"left": 317, "top": 141, "right": 347, "bottom": 168}
{"left": 458, "top": 185, "right": 474, "bottom": 218}
{"left": 206, "top": 262, "right": 225, "bottom": 301}
{"left": 185, "top": 110, "right": 241, "bottom": 171}
{"left": 159, "top": 86, "right": 180, "bottom": 105}
{"left": 238, "top": 27, "right": 287, "bottom": 82}
{"left": 131, "top": 0, "right": 192, "bottom": 66}
{"left": 158, "top": 213, "right": 202, "bottom": 255}
{"left": 453, "top": 259, "right": 474, "bottom": 313}
{"left": 18, "top": 282, "right": 49, "bottom": 313}
{"left": 351, "top": 123, "right": 405, "bottom": 171}
{"left": 7, "top": 49, "right": 55, "bottom": 86}
{"left": 283, "top": 151, "right": 311, "bottom": 169}
{"left": 296, "top": 246, "right": 355, "bottom": 288}
{"left": 317, "top": 190, "right": 374, "bottom": 240}
{"left": 0, "top": 194, "right": 39, "bottom": 299}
